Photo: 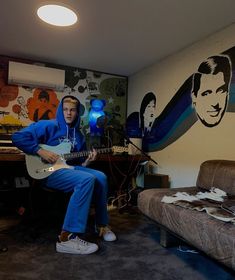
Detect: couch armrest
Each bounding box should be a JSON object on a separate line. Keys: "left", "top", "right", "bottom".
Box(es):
{"left": 196, "top": 160, "right": 235, "bottom": 195}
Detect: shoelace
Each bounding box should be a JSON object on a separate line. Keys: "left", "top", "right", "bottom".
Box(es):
{"left": 66, "top": 234, "right": 90, "bottom": 246}
{"left": 75, "top": 237, "right": 90, "bottom": 245}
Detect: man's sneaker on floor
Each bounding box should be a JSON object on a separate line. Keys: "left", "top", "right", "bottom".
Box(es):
{"left": 56, "top": 234, "right": 98, "bottom": 254}
{"left": 97, "top": 226, "right": 117, "bottom": 242}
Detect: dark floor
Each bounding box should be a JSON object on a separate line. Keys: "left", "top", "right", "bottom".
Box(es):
{"left": 0, "top": 205, "right": 234, "bottom": 280}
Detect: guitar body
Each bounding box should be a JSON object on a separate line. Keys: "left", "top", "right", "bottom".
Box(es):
{"left": 26, "top": 142, "right": 74, "bottom": 180}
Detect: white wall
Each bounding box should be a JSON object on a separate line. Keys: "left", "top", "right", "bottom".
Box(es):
{"left": 128, "top": 23, "right": 235, "bottom": 188}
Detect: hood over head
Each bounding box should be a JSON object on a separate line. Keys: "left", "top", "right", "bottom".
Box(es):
{"left": 56, "top": 95, "right": 81, "bottom": 131}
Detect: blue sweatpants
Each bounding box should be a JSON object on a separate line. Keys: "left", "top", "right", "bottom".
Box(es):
{"left": 45, "top": 166, "right": 109, "bottom": 233}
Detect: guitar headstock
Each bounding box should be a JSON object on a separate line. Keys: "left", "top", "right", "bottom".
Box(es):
{"left": 112, "top": 146, "right": 128, "bottom": 154}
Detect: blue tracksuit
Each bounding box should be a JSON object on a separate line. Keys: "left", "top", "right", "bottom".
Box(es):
{"left": 12, "top": 96, "right": 108, "bottom": 233}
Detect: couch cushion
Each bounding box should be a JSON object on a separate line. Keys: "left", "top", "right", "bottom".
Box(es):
{"left": 196, "top": 160, "right": 235, "bottom": 195}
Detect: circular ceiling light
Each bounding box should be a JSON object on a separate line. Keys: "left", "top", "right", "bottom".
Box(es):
{"left": 37, "top": 4, "right": 78, "bottom": 27}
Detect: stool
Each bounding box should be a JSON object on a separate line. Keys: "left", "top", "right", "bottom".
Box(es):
{"left": 28, "top": 179, "right": 71, "bottom": 222}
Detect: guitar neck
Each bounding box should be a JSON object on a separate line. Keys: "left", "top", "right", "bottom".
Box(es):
{"left": 63, "top": 147, "right": 113, "bottom": 161}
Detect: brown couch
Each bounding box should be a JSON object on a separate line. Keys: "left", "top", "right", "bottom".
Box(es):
{"left": 138, "top": 160, "right": 235, "bottom": 270}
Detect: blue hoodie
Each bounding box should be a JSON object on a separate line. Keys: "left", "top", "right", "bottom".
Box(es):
{"left": 12, "top": 95, "right": 86, "bottom": 155}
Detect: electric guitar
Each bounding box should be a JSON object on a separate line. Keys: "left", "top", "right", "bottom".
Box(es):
{"left": 25, "top": 142, "right": 128, "bottom": 180}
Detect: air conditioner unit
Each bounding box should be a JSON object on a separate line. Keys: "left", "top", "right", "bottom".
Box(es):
{"left": 8, "top": 61, "right": 65, "bottom": 91}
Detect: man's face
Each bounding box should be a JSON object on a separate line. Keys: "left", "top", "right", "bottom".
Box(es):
{"left": 192, "top": 72, "right": 228, "bottom": 127}
{"left": 63, "top": 102, "right": 78, "bottom": 125}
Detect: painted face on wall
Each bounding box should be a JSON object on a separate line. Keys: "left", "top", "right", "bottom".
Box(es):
{"left": 192, "top": 72, "right": 228, "bottom": 127}
{"left": 143, "top": 100, "right": 156, "bottom": 130}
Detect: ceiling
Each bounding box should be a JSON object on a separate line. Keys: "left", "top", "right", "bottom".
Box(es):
{"left": 1, "top": 0, "right": 235, "bottom": 77}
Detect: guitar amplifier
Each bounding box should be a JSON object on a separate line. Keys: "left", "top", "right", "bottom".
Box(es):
{"left": 144, "top": 173, "right": 169, "bottom": 189}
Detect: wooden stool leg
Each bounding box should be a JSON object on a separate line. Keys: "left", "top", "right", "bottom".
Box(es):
{"left": 0, "top": 244, "right": 8, "bottom": 253}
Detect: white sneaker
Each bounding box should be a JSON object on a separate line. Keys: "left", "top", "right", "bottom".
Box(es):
{"left": 56, "top": 235, "right": 98, "bottom": 254}
{"left": 98, "top": 226, "right": 117, "bottom": 242}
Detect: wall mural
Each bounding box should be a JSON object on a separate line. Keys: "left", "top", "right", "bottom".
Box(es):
{"left": 126, "top": 46, "right": 235, "bottom": 152}
{"left": 126, "top": 91, "right": 157, "bottom": 137}
{"left": 0, "top": 56, "right": 127, "bottom": 146}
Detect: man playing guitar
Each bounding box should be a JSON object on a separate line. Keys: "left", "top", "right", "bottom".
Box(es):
{"left": 12, "top": 95, "right": 116, "bottom": 255}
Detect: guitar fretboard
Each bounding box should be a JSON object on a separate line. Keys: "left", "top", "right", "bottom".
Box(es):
{"left": 63, "top": 147, "right": 113, "bottom": 160}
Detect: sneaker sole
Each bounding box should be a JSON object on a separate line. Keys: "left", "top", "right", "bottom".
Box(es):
{"left": 56, "top": 243, "right": 98, "bottom": 255}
